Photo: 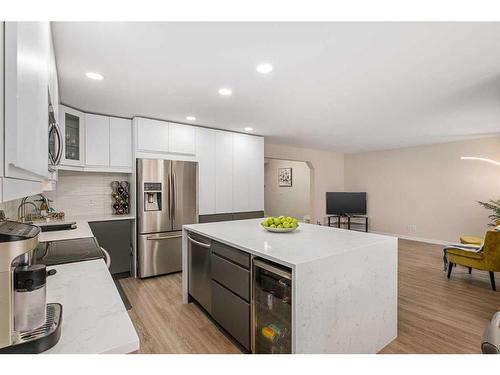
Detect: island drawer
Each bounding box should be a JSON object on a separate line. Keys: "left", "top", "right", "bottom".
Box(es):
{"left": 211, "top": 280, "right": 250, "bottom": 350}
{"left": 211, "top": 253, "right": 250, "bottom": 301}
{"left": 212, "top": 241, "right": 250, "bottom": 269}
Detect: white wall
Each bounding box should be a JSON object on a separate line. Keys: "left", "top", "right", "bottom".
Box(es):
{"left": 264, "top": 158, "right": 311, "bottom": 220}
{"left": 265, "top": 143, "right": 344, "bottom": 223}
{"left": 344, "top": 136, "right": 500, "bottom": 243}
{"left": 0, "top": 170, "right": 131, "bottom": 219}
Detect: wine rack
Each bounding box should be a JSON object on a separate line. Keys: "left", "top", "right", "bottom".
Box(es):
{"left": 111, "top": 181, "right": 130, "bottom": 215}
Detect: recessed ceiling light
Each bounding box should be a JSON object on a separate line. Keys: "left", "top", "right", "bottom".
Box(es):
{"left": 186, "top": 116, "right": 196, "bottom": 121}
{"left": 244, "top": 127, "right": 254, "bottom": 132}
{"left": 218, "top": 88, "right": 232, "bottom": 96}
{"left": 85, "top": 72, "right": 103, "bottom": 80}
{"left": 256, "top": 63, "right": 273, "bottom": 74}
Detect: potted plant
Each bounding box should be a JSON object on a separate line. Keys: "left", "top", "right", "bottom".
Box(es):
{"left": 478, "top": 199, "right": 500, "bottom": 226}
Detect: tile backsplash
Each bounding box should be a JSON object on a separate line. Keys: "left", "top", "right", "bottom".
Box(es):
{"left": 0, "top": 170, "right": 131, "bottom": 219}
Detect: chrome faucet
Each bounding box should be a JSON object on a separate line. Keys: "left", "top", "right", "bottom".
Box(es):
{"left": 17, "top": 196, "right": 43, "bottom": 222}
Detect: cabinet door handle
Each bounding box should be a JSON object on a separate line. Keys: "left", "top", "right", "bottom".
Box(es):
{"left": 100, "top": 247, "right": 111, "bottom": 269}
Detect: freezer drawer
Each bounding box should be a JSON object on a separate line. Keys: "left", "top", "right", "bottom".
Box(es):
{"left": 138, "top": 231, "right": 182, "bottom": 278}
{"left": 212, "top": 280, "right": 250, "bottom": 350}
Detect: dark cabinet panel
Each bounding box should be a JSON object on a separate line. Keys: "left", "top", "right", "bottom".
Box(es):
{"left": 211, "top": 280, "right": 250, "bottom": 350}
{"left": 212, "top": 241, "right": 250, "bottom": 269}
{"left": 211, "top": 253, "right": 250, "bottom": 301}
{"left": 89, "top": 220, "right": 132, "bottom": 276}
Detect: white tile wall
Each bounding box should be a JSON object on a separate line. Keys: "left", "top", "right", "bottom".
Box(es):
{"left": 0, "top": 171, "right": 131, "bottom": 219}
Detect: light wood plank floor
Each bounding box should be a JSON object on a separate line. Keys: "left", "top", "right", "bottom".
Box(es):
{"left": 119, "top": 239, "right": 500, "bottom": 354}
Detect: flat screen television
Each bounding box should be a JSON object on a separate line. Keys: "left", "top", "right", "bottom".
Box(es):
{"left": 326, "top": 192, "right": 367, "bottom": 215}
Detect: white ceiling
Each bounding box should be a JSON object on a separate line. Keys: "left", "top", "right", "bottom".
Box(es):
{"left": 52, "top": 22, "right": 500, "bottom": 153}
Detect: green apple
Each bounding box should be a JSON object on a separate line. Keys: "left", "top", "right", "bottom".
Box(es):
{"left": 286, "top": 216, "right": 293, "bottom": 222}
{"left": 283, "top": 222, "right": 290, "bottom": 228}
{"left": 277, "top": 224, "right": 283, "bottom": 228}
{"left": 261, "top": 221, "right": 269, "bottom": 227}
{"left": 274, "top": 218, "right": 281, "bottom": 225}
{"left": 279, "top": 216, "right": 285, "bottom": 220}
{"left": 267, "top": 218, "right": 274, "bottom": 225}
{"left": 270, "top": 224, "right": 276, "bottom": 228}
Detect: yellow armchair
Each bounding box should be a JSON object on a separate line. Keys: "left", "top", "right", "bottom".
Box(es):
{"left": 447, "top": 230, "right": 500, "bottom": 291}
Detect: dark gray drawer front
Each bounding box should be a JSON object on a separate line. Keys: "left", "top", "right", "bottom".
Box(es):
{"left": 212, "top": 241, "right": 250, "bottom": 269}
{"left": 232, "top": 211, "right": 264, "bottom": 220}
{"left": 199, "top": 213, "right": 233, "bottom": 223}
{"left": 211, "top": 281, "right": 250, "bottom": 350}
{"left": 212, "top": 254, "right": 250, "bottom": 301}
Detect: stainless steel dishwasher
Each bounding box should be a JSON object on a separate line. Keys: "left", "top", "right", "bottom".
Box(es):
{"left": 187, "top": 232, "right": 212, "bottom": 313}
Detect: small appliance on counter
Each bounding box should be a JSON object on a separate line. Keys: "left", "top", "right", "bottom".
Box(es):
{"left": 0, "top": 221, "right": 62, "bottom": 354}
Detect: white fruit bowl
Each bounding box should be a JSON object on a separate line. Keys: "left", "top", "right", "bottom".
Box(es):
{"left": 263, "top": 226, "right": 298, "bottom": 233}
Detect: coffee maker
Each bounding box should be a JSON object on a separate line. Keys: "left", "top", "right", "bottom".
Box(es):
{"left": 0, "top": 220, "right": 62, "bottom": 353}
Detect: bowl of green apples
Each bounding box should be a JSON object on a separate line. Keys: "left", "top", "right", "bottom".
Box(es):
{"left": 261, "top": 216, "right": 299, "bottom": 233}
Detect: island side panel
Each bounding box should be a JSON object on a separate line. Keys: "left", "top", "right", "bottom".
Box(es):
{"left": 182, "top": 228, "right": 189, "bottom": 304}
{"left": 294, "top": 237, "right": 398, "bottom": 353}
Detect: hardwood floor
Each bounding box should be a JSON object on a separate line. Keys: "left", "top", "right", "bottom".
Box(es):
{"left": 119, "top": 239, "right": 500, "bottom": 354}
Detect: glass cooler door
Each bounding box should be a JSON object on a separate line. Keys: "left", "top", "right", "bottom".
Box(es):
{"left": 253, "top": 259, "right": 292, "bottom": 354}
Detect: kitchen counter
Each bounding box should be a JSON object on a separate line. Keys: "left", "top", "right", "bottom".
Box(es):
{"left": 182, "top": 219, "right": 398, "bottom": 354}
{"left": 37, "top": 214, "right": 135, "bottom": 242}
{"left": 45, "top": 259, "right": 139, "bottom": 354}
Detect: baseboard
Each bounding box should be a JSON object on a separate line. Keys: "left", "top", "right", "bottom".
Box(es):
{"left": 371, "top": 230, "right": 451, "bottom": 246}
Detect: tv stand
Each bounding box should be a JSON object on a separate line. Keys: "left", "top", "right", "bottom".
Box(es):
{"left": 327, "top": 214, "right": 369, "bottom": 233}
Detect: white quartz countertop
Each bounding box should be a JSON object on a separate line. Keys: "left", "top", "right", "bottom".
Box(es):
{"left": 45, "top": 259, "right": 139, "bottom": 354}
{"left": 37, "top": 214, "right": 135, "bottom": 242}
{"left": 184, "top": 218, "right": 396, "bottom": 266}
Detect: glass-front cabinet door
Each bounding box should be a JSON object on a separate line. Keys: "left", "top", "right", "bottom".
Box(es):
{"left": 59, "top": 105, "right": 85, "bottom": 166}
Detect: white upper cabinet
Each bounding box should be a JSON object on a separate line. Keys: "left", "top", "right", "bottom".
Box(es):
{"left": 232, "top": 134, "right": 250, "bottom": 212}
{"left": 196, "top": 128, "right": 216, "bottom": 215}
{"left": 85, "top": 114, "right": 110, "bottom": 167}
{"left": 136, "top": 117, "right": 169, "bottom": 153}
{"left": 232, "top": 134, "right": 264, "bottom": 213}
{"left": 48, "top": 25, "right": 59, "bottom": 119}
{"left": 215, "top": 131, "right": 234, "bottom": 214}
{"left": 4, "top": 22, "right": 50, "bottom": 181}
{"left": 169, "top": 123, "right": 196, "bottom": 155}
{"left": 109, "top": 117, "right": 132, "bottom": 169}
{"left": 59, "top": 105, "right": 85, "bottom": 167}
{"left": 84, "top": 114, "right": 132, "bottom": 172}
{"left": 247, "top": 136, "right": 264, "bottom": 211}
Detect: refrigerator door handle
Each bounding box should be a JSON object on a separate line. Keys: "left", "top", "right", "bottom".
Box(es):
{"left": 172, "top": 172, "right": 176, "bottom": 220}
{"left": 253, "top": 259, "right": 292, "bottom": 280}
{"left": 147, "top": 234, "right": 183, "bottom": 240}
{"left": 167, "top": 173, "right": 172, "bottom": 220}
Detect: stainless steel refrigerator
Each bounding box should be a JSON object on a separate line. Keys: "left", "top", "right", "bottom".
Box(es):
{"left": 137, "top": 158, "right": 197, "bottom": 278}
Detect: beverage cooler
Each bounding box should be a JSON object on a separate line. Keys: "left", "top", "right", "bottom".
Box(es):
{"left": 252, "top": 259, "right": 292, "bottom": 354}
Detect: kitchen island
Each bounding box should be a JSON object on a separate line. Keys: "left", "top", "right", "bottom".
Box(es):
{"left": 182, "top": 218, "right": 398, "bottom": 354}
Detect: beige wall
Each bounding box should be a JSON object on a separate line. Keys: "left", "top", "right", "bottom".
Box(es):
{"left": 345, "top": 136, "right": 500, "bottom": 243}
{"left": 264, "top": 158, "right": 311, "bottom": 220}
{"left": 265, "top": 143, "right": 344, "bottom": 223}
